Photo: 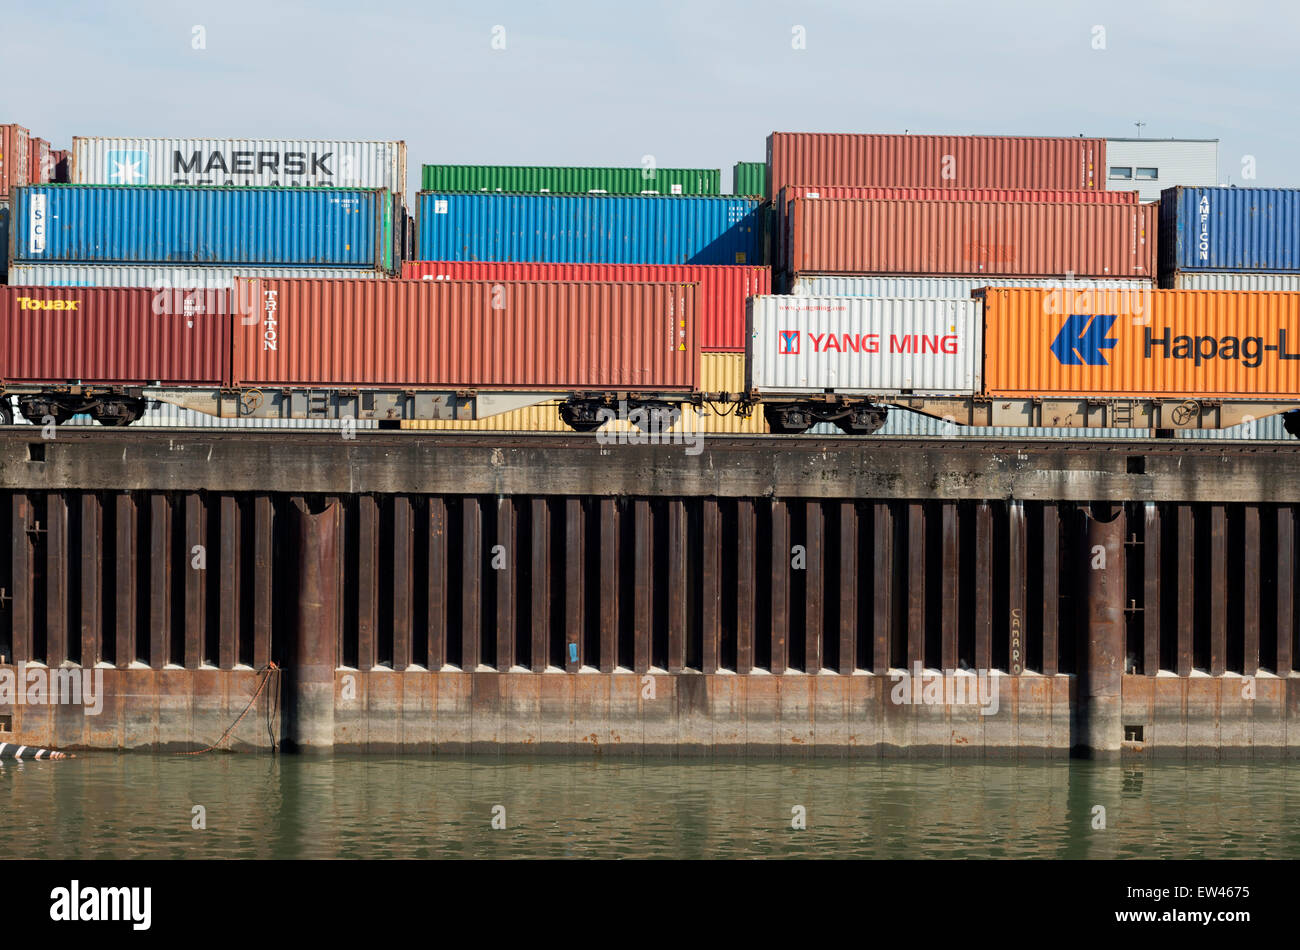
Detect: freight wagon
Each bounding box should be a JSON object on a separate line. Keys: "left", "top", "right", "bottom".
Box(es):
{"left": 402, "top": 260, "right": 770, "bottom": 351}
{"left": 11, "top": 184, "right": 395, "bottom": 270}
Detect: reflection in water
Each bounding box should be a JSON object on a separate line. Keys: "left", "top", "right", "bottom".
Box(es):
{"left": 1, "top": 755, "right": 1296, "bottom": 859}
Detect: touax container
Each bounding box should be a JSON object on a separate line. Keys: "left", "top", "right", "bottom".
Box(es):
{"left": 416, "top": 192, "right": 762, "bottom": 266}
{"left": 1160, "top": 186, "right": 1300, "bottom": 274}
{"left": 71, "top": 137, "right": 407, "bottom": 191}
{"left": 12, "top": 184, "right": 394, "bottom": 270}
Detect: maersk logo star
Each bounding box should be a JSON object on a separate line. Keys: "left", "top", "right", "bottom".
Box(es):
{"left": 106, "top": 150, "right": 149, "bottom": 185}
{"left": 1051, "top": 314, "right": 1118, "bottom": 366}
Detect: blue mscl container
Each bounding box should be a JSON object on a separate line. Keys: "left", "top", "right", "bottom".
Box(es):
{"left": 11, "top": 184, "right": 394, "bottom": 270}
{"left": 416, "top": 192, "right": 762, "bottom": 265}
{"left": 1160, "top": 186, "right": 1300, "bottom": 274}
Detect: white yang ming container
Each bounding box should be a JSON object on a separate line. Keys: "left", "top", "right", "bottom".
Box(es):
{"left": 746, "top": 296, "right": 982, "bottom": 395}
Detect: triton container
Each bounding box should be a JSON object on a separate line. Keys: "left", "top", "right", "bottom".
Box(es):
{"left": 11, "top": 184, "right": 394, "bottom": 270}
{"left": 766, "top": 132, "right": 1105, "bottom": 197}
{"left": 746, "top": 295, "right": 981, "bottom": 395}
{"left": 979, "top": 287, "right": 1300, "bottom": 398}
{"left": 232, "top": 277, "right": 699, "bottom": 391}
{"left": 419, "top": 164, "right": 720, "bottom": 195}
{"left": 71, "top": 137, "right": 407, "bottom": 191}
{"left": 416, "top": 192, "right": 762, "bottom": 266}
{"left": 1159, "top": 186, "right": 1300, "bottom": 274}
{"left": 783, "top": 198, "right": 1156, "bottom": 278}
{"left": 402, "top": 260, "right": 771, "bottom": 351}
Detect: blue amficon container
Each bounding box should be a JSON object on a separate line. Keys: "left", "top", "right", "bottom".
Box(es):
{"left": 11, "top": 184, "right": 394, "bottom": 270}
{"left": 416, "top": 192, "right": 763, "bottom": 265}
{"left": 1160, "top": 186, "right": 1300, "bottom": 274}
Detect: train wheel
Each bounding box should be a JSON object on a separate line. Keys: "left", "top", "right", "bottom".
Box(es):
{"left": 1284, "top": 412, "right": 1300, "bottom": 439}
{"left": 559, "top": 400, "right": 608, "bottom": 433}
{"left": 766, "top": 404, "right": 814, "bottom": 434}
{"left": 0, "top": 398, "right": 12, "bottom": 426}
{"left": 836, "top": 407, "right": 887, "bottom": 435}
{"left": 90, "top": 398, "right": 146, "bottom": 427}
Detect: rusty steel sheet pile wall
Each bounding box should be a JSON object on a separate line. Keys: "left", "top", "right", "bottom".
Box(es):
{"left": 981, "top": 287, "right": 1300, "bottom": 397}
{"left": 784, "top": 198, "right": 1156, "bottom": 278}
{"left": 767, "top": 132, "right": 1106, "bottom": 197}
{"left": 233, "top": 277, "right": 699, "bottom": 390}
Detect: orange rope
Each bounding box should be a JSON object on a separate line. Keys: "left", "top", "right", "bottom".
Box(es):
{"left": 175, "top": 662, "right": 279, "bottom": 755}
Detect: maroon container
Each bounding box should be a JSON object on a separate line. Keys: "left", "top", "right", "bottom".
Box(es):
{"left": 0, "top": 124, "right": 30, "bottom": 198}
{"left": 233, "top": 278, "right": 700, "bottom": 391}
{"left": 27, "top": 137, "right": 50, "bottom": 184}
{"left": 0, "top": 286, "right": 231, "bottom": 385}
{"left": 785, "top": 198, "right": 1156, "bottom": 278}
{"left": 767, "top": 132, "right": 1106, "bottom": 197}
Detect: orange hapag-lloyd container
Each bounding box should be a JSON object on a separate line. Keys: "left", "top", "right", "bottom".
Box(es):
{"left": 979, "top": 287, "right": 1300, "bottom": 398}
{"left": 232, "top": 277, "right": 699, "bottom": 391}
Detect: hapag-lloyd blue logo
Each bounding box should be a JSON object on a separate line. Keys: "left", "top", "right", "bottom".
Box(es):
{"left": 105, "top": 150, "right": 149, "bottom": 184}
{"left": 1050, "top": 314, "right": 1118, "bottom": 366}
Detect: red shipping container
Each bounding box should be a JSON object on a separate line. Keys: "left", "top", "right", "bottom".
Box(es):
{"left": 0, "top": 286, "right": 231, "bottom": 385}
{"left": 27, "top": 137, "right": 50, "bottom": 184}
{"left": 233, "top": 278, "right": 699, "bottom": 391}
{"left": 767, "top": 132, "right": 1105, "bottom": 197}
{"left": 0, "top": 124, "right": 30, "bottom": 198}
{"left": 785, "top": 198, "right": 1156, "bottom": 278}
{"left": 403, "top": 260, "right": 769, "bottom": 351}
{"left": 775, "top": 184, "right": 1141, "bottom": 275}
{"left": 50, "top": 149, "right": 70, "bottom": 183}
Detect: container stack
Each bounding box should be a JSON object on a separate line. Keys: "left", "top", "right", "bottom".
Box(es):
{"left": 1159, "top": 186, "right": 1300, "bottom": 291}
{"left": 3, "top": 122, "right": 72, "bottom": 282}
{"left": 406, "top": 161, "right": 771, "bottom": 433}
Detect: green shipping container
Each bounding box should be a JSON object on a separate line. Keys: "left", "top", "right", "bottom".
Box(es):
{"left": 420, "top": 164, "right": 721, "bottom": 195}
{"left": 733, "top": 161, "right": 766, "bottom": 198}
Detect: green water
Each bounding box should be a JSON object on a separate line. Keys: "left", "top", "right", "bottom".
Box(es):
{"left": 1, "top": 755, "right": 1296, "bottom": 859}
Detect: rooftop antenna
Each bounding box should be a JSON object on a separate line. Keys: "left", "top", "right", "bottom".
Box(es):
{"left": 1134, "top": 121, "right": 1146, "bottom": 138}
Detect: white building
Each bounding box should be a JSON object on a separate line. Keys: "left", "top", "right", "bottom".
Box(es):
{"left": 1104, "top": 138, "right": 1219, "bottom": 202}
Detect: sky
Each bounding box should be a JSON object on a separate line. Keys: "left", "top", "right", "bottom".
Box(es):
{"left": 3, "top": 0, "right": 1297, "bottom": 195}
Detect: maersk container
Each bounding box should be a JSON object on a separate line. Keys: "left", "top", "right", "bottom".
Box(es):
{"left": 733, "top": 162, "right": 766, "bottom": 197}
{"left": 9, "top": 263, "right": 384, "bottom": 288}
{"left": 71, "top": 137, "right": 407, "bottom": 191}
{"left": 1167, "top": 272, "right": 1300, "bottom": 292}
{"left": 12, "top": 184, "right": 393, "bottom": 270}
{"left": 1160, "top": 187, "right": 1300, "bottom": 274}
{"left": 789, "top": 275, "right": 1153, "bottom": 297}
{"left": 420, "top": 164, "right": 720, "bottom": 195}
{"left": 416, "top": 192, "right": 762, "bottom": 266}
{"left": 746, "top": 296, "right": 981, "bottom": 395}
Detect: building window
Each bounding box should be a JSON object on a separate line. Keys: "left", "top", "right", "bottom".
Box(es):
{"left": 1109, "top": 167, "right": 1133, "bottom": 180}
{"left": 1136, "top": 167, "right": 1158, "bottom": 179}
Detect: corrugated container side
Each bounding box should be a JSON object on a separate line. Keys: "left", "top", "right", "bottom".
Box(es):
{"left": 9, "top": 263, "right": 385, "bottom": 288}
{"left": 233, "top": 278, "right": 699, "bottom": 390}
{"left": 1161, "top": 186, "right": 1300, "bottom": 274}
{"left": 419, "top": 164, "right": 720, "bottom": 195}
{"left": 0, "top": 125, "right": 30, "bottom": 198}
{"left": 981, "top": 287, "right": 1300, "bottom": 397}
{"left": 402, "top": 260, "right": 771, "bottom": 351}
{"left": 402, "top": 353, "right": 766, "bottom": 433}
{"left": 1168, "top": 272, "right": 1300, "bottom": 292}
{"left": 790, "top": 275, "right": 1153, "bottom": 297}
{"left": 13, "top": 185, "right": 393, "bottom": 270}
{"left": 50, "top": 149, "right": 70, "bottom": 183}
{"left": 71, "top": 137, "right": 407, "bottom": 192}
{"left": 767, "top": 132, "right": 1105, "bottom": 196}
{"left": 28, "top": 138, "right": 51, "bottom": 184}
{"left": 0, "top": 200, "right": 8, "bottom": 284}
{"left": 34, "top": 402, "right": 381, "bottom": 430}
{"left": 416, "top": 192, "right": 762, "bottom": 266}
{"left": 786, "top": 198, "right": 1156, "bottom": 278}
{"left": 732, "top": 162, "right": 766, "bottom": 197}
{"left": 0, "top": 286, "right": 229, "bottom": 385}
{"left": 746, "top": 295, "right": 981, "bottom": 395}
